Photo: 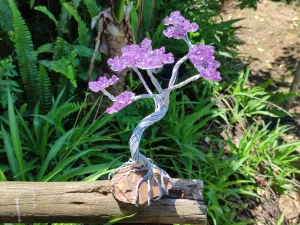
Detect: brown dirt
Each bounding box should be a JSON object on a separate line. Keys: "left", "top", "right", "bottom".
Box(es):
{"left": 221, "top": 0, "right": 300, "bottom": 115}
{"left": 221, "top": 1, "right": 300, "bottom": 224}
{"left": 235, "top": 189, "right": 300, "bottom": 225}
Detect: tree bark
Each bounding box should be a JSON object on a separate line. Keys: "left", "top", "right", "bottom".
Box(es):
{"left": 89, "top": 6, "right": 133, "bottom": 96}
{"left": 0, "top": 179, "right": 206, "bottom": 224}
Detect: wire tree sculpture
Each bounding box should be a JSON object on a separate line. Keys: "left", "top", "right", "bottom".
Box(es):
{"left": 89, "top": 11, "right": 221, "bottom": 206}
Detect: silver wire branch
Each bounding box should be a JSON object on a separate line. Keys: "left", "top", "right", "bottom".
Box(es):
{"left": 168, "top": 55, "right": 189, "bottom": 88}
{"left": 132, "top": 67, "right": 153, "bottom": 94}
{"left": 146, "top": 69, "right": 163, "bottom": 94}
{"left": 132, "top": 94, "right": 159, "bottom": 101}
{"left": 170, "top": 74, "right": 202, "bottom": 91}
{"left": 168, "top": 35, "right": 192, "bottom": 88}
{"left": 102, "top": 88, "right": 116, "bottom": 101}
{"left": 183, "top": 34, "right": 192, "bottom": 48}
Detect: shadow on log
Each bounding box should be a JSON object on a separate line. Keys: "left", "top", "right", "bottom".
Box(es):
{"left": 0, "top": 179, "right": 206, "bottom": 224}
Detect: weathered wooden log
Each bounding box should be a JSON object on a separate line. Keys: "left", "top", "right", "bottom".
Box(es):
{"left": 0, "top": 179, "right": 206, "bottom": 224}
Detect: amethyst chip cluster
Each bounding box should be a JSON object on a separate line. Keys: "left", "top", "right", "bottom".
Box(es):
{"left": 189, "top": 44, "right": 221, "bottom": 81}
{"left": 163, "top": 11, "right": 199, "bottom": 39}
{"left": 88, "top": 75, "right": 119, "bottom": 92}
{"left": 88, "top": 75, "right": 135, "bottom": 114}
{"left": 107, "top": 38, "right": 174, "bottom": 71}
{"left": 106, "top": 91, "right": 135, "bottom": 114}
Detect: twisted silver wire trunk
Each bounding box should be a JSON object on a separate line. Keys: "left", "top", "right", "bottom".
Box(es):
{"left": 128, "top": 41, "right": 190, "bottom": 168}
{"left": 130, "top": 95, "right": 169, "bottom": 167}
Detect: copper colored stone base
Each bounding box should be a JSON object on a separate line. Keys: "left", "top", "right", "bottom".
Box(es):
{"left": 110, "top": 166, "right": 173, "bottom": 205}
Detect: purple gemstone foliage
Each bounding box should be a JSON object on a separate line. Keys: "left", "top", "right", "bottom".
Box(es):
{"left": 106, "top": 91, "right": 135, "bottom": 114}
{"left": 107, "top": 38, "right": 174, "bottom": 71}
{"left": 89, "top": 10, "right": 222, "bottom": 116}
{"left": 163, "top": 11, "right": 199, "bottom": 39}
{"left": 188, "top": 44, "right": 221, "bottom": 82}
{"left": 88, "top": 75, "right": 119, "bottom": 92}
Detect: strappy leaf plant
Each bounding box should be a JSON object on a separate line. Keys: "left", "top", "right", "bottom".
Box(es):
{"left": 0, "top": 90, "right": 124, "bottom": 182}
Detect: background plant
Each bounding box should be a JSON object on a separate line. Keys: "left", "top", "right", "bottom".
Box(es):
{"left": 0, "top": 57, "right": 22, "bottom": 109}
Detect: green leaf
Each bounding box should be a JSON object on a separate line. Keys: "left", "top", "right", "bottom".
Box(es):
{"left": 72, "top": 45, "right": 101, "bottom": 60}
{"left": 54, "top": 163, "right": 111, "bottom": 181}
{"left": 63, "top": 3, "right": 91, "bottom": 46}
{"left": 34, "top": 6, "right": 58, "bottom": 25}
{"left": 36, "top": 43, "right": 53, "bottom": 55}
{"left": 7, "top": 90, "right": 25, "bottom": 180}
{"left": 0, "top": 169, "right": 7, "bottom": 181}
{"left": 0, "top": 0, "right": 13, "bottom": 33}
{"left": 53, "top": 37, "right": 72, "bottom": 60}
{"left": 30, "top": 0, "right": 35, "bottom": 8}
{"left": 103, "top": 214, "right": 136, "bottom": 225}
{"left": 130, "top": 4, "right": 138, "bottom": 42}
{"left": 37, "top": 64, "right": 52, "bottom": 113}
{"left": 218, "top": 51, "right": 234, "bottom": 58}
{"left": 41, "top": 150, "right": 92, "bottom": 181}
{"left": 39, "top": 51, "right": 77, "bottom": 87}
{"left": 15, "top": 108, "right": 37, "bottom": 150}
{"left": 83, "top": 0, "right": 101, "bottom": 18}
{"left": 37, "top": 129, "right": 74, "bottom": 180}
{"left": 249, "top": 110, "right": 280, "bottom": 117}
{"left": 1, "top": 124, "right": 18, "bottom": 179}
{"left": 9, "top": 0, "right": 38, "bottom": 107}
{"left": 50, "top": 102, "right": 85, "bottom": 124}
